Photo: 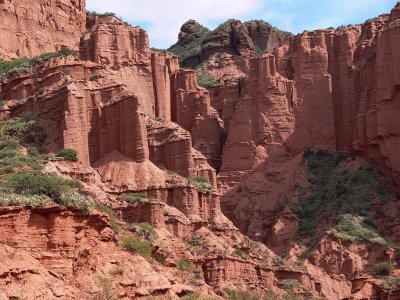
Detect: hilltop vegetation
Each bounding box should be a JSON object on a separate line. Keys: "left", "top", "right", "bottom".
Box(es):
{"left": 290, "top": 149, "right": 391, "bottom": 243}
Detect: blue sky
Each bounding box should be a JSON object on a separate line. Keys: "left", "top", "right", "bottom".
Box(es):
{"left": 87, "top": 0, "right": 398, "bottom": 48}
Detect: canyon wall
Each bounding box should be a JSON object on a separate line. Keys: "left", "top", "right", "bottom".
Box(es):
{"left": 273, "top": 4, "right": 400, "bottom": 181}
{"left": 0, "top": 0, "right": 86, "bottom": 59}
{"left": 1, "top": 2, "right": 400, "bottom": 299}
{"left": 200, "top": 4, "right": 400, "bottom": 247}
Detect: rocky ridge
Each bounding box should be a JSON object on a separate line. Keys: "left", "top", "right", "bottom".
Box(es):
{"left": 0, "top": 0, "right": 400, "bottom": 299}
{"left": 168, "top": 19, "right": 291, "bottom": 68}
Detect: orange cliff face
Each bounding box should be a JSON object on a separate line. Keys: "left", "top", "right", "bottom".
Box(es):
{"left": 0, "top": 0, "right": 86, "bottom": 60}
{"left": 274, "top": 4, "right": 400, "bottom": 181}
{"left": 1, "top": 1, "right": 400, "bottom": 299}
{"left": 0, "top": 9, "right": 320, "bottom": 299}
{"left": 201, "top": 4, "right": 400, "bottom": 243}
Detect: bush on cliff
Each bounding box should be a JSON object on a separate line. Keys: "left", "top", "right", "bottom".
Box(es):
{"left": 0, "top": 192, "right": 52, "bottom": 207}
{"left": 127, "top": 222, "right": 156, "bottom": 240}
{"left": 373, "top": 262, "right": 395, "bottom": 277}
{"left": 120, "top": 236, "right": 153, "bottom": 260}
{"left": 182, "top": 293, "right": 217, "bottom": 300}
{"left": 0, "top": 112, "right": 45, "bottom": 174}
{"left": 224, "top": 289, "right": 278, "bottom": 300}
{"left": 57, "top": 148, "right": 78, "bottom": 161}
{"left": 4, "top": 172, "right": 92, "bottom": 213}
{"left": 291, "top": 149, "right": 391, "bottom": 237}
{"left": 382, "top": 276, "right": 400, "bottom": 290}
{"left": 118, "top": 192, "right": 148, "bottom": 203}
{"left": 192, "top": 176, "right": 212, "bottom": 191}
{"left": 5, "top": 172, "right": 80, "bottom": 200}
{"left": 196, "top": 72, "right": 223, "bottom": 88}
{"left": 0, "top": 47, "right": 76, "bottom": 79}
{"left": 176, "top": 259, "right": 192, "bottom": 272}
{"left": 332, "top": 214, "right": 388, "bottom": 246}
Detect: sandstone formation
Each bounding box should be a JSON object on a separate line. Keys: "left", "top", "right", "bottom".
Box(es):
{"left": 244, "top": 20, "right": 291, "bottom": 54}
{"left": 1, "top": 1, "right": 400, "bottom": 299}
{"left": 199, "top": 2, "right": 400, "bottom": 244}
{"left": 0, "top": 9, "right": 317, "bottom": 299}
{"left": 0, "top": 0, "right": 86, "bottom": 59}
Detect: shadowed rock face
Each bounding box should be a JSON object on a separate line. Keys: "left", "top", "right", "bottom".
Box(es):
{"left": 169, "top": 19, "right": 291, "bottom": 67}
{"left": 1, "top": 1, "right": 400, "bottom": 299}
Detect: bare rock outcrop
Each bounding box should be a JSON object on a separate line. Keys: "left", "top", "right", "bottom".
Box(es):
{"left": 2, "top": 2, "right": 400, "bottom": 299}
{"left": 0, "top": 0, "right": 86, "bottom": 59}
{"left": 244, "top": 20, "right": 292, "bottom": 53}
{"left": 273, "top": 4, "right": 400, "bottom": 181}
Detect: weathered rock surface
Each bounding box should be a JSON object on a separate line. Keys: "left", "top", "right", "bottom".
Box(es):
{"left": 244, "top": 20, "right": 292, "bottom": 53}
{"left": 2, "top": 2, "right": 400, "bottom": 300}
{"left": 204, "top": 2, "right": 400, "bottom": 244}
{"left": 0, "top": 206, "right": 176, "bottom": 299}
{"left": 173, "top": 19, "right": 210, "bottom": 47}
{"left": 0, "top": 0, "right": 86, "bottom": 59}
{"left": 169, "top": 19, "right": 291, "bottom": 67}
{"left": 273, "top": 4, "right": 400, "bottom": 181}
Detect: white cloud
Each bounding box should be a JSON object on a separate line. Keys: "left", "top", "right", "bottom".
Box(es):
{"left": 86, "top": 0, "right": 262, "bottom": 48}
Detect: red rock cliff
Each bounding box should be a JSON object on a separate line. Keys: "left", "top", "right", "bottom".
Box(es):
{"left": 0, "top": 0, "right": 86, "bottom": 59}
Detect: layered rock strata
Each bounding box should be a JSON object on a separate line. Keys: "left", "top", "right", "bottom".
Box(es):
{"left": 0, "top": 0, "right": 86, "bottom": 59}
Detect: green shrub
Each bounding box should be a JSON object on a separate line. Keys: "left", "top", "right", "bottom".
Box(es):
{"left": 255, "top": 46, "right": 264, "bottom": 55}
{"left": 234, "top": 248, "right": 247, "bottom": 259}
{"left": 5, "top": 172, "right": 80, "bottom": 200}
{"left": 332, "top": 214, "right": 388, "bottom": 246}
{"left": 4, "top": 172, "right": 92, "bottom": 213}
{"left": 90, "top": 73, "right": 103, "bottom": 81}
{"left": 280, "top": 279, "right": 300, "bottom": 291}
{"left": 188, "top": 235, "right": 203, "bottom": 246}
{"left": 150, "top": 47, "right": 168, "bottom": 53}
{"left": 97, "top": 275, "right": 114, "bottom": 300}
{"left": 382, "top": 276, "right": 400, "bottom": 290}
{"left": 94, "top": 202, "right": 121, "bottom": 233}
{"left": 0, "top": 112, "right": 44, "bottom": 147}
{"left": 100, "top": 12, "right": 116, "bottom": 16}
{"left": 191, "top": 176, "right": 212, "bottom": 191}
{"left": 154, "top": 116, "right": 166, "bottom": 122}
{"left": 0, "top": 57, "right": 31, "bottom": 77}
{"left": 291, "top": 149, "right": 391, "bottom": 237}
{"left": 0, "top": 192, "right": 52, "bottom": 207}
{"left": 192, "top": 176, "right": 208, "bottom": 184}
{"left": 127, "top": 222, "right": 156, "bottom": 240}
{"left": 57, "top": 148, "right": 78, "bottom": 161}
{"left": 120, "top": 236, "right": 153, "bottom": 259}
{"left": 35, "top": 87, "right": 45, "bottom": 95}
{"left": 118, "top": 192, "right": 148, "bottom": 203}
{"left": 196, "top": 73, "right": 222, "bottom": 88}
{"left": 373, "top": 262, "right": 395, "bottom": 277}
{"left": 0, "top": 112, "right": 45, "bottom": 174}
{"left": 176, "top": 259, "right": 192, "bottom": 272}
{"left": 58, "top": 191, "right": 93, "bottom": 214}
{"left": 182, "top": 293, "right": 216, "bottom": 300}
{"left": 272, "top": 256, "right": 285, "bottom": 267}
{"left": 0, "top": 48, "right": 76, "bottom": 79}
{"left": 224, "top": 289, "right": 268, "bottom": 300}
